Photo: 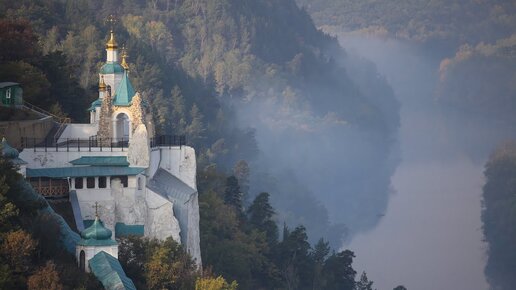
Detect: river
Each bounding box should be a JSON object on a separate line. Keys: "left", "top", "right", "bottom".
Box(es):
{"left": 340, "top": 36, "right": 489, "bottom": 290}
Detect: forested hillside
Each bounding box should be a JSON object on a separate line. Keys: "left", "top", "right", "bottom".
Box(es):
{"left": 0, "top": 0, "right": 400, "bottom": 245}
{"left": 0, "top": 0, "right": 401, "bottom": 288}
{"left": 296, "top": 0, "right": 516, "bottom": 51}
{"left": 297, "top": 0, "right": 516, "bottom": 157}
{"left": 482, "top": 142, "right": 516, "bottom": 289}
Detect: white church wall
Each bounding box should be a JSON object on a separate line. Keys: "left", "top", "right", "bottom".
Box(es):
{"left": 112, "top": 177, "right": 146, "bottom": 226}
{"left": 76, "top": 189, "right": 115, "bottom": 232}
{"left": 102, "top": 73, "right": 123, "bottom": 96}
{"left": 144, "top": 187, "right": 181, "bottom": 243}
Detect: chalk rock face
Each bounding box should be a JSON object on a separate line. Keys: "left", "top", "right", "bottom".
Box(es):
{"left": 128, "top": 124, "right": 149, "bottom": 167}
{"left": 186, "top": 193, "right": 201, "bottom": 265}
{"left": 112, "top": 178, "right": 146, "bottom": 225}
{"left": 179, "top": 146, "right": 197, "bottom": 190}
{"left": 145, "top": 188, "right": 181, "bottom": 243}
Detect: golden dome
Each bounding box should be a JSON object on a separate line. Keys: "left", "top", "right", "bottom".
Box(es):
{"left": 121, "top": 48, "right": 129, "bottom": 70}
{"left": 106, "top": 30, "right": 118, "bottom": 50}
{"left": 99, "top": 75, "right": 107, "bottom": 91}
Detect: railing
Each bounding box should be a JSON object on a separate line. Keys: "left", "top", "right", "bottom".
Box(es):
{"left": 20, "top": 135, "right": 186, "bottom": 152}
{"left": 150, "top": 135, "right": 187, "bottom": 147}
{"left": 22, "top": 101, "right": 71, "bottom": 143}
{"left": 29, "top": 180, "right": 69, "bottom": 198}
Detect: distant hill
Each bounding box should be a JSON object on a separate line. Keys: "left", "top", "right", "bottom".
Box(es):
{"left": 296, "top": 0, "right": 516, "bottom": 51}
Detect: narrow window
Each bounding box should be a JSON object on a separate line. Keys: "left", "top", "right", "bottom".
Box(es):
{"left": 121, "top": 176, "right": 128, "bottom": 187}
{"left": 99, "top": 176, "right": 107, "bottom": 188}
{"left": 75, "top": 177, "right": 83, "bottom": 189}
{"left": 137, "top": 177, "right": 142, "bottom": 190}
{"left": 86, "top": 177, "right": 95, "bottom": 188}
{"left": 112, "top": 175, "right": 128, "bottom": 187}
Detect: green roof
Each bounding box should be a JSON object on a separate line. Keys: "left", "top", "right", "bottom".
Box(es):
{"left": 88, "top": 98, "right": 102, "bottom": 111}
{"left": 0, "top": 82, "right": 20, "bottom": 89}
{"left": 89, "top": 251, "right": 137, "bottom": 290}
{"left": 81, "top": 217, "right": 113, "bottom": 240}
{"left": 113, "top": 72, "right": 135, "bottom": 106}
{"left": 1, "top": 138, "right": 27, "bottom": 165}
{"left": 26, "top": 166, "right": 145, "bottom": 178}
{"left": 100, "top": 62, "right": 125, "bottom": 74}
{"left": 70, "top": 156, "right": 129, "bottom": 167}
{"left": 115, "top": 223, "right": 144, "bottom": 238}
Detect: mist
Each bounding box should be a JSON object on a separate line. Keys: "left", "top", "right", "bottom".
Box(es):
{"left": 225, "top": 36, "right": 401, "bottom": 247}
{"left": 339, "top": 35, "right": 492, "bottom": 289}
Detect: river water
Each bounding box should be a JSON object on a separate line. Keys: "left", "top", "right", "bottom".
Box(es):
{"left": 340, "top": 36, "right": 489, "bottom": 290}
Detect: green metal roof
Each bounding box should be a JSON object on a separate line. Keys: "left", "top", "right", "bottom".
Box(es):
{"left": 1, "top": 138, "right": 27, "bottom": 165}
{"left": 0, "top": 82, "right": 20, "bottom": 89}
{"left": 88, "top": 98, "right": 102, "bottom": 111}
{"left": 26, "top": 166, "right": 145, "bottom": 178}
{"left": 100, "top": 62, "right": 125, "bottom": 74}
{"left": 81, "top": 217, "right": 113, "bottom": 240}
{"left": 89, "top": 251, "right": 137, "bottom": 290}
{"left": 115, "top": 223, "right": 144, "bottom": 238}
{"left": 70, "top": 156, "right": 129, "bottom": 167}
{"left": 113, "top": 72, "right": 135, "bottom": 106}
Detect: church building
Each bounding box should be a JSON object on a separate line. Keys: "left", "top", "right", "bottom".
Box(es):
{"left": 16, "top": 28, "right": 202, "bottom": 269}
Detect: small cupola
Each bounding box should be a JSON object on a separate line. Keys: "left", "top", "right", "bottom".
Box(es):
{"left": 80, "top": 216, "right": 114, "bottom": 242}
{"left": 76, "top": 211, "right": 119, "bottom": 273}
{"left": 1, "top": 137, "right": 20, "bottom": 159}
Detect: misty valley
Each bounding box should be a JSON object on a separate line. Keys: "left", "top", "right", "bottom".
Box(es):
{"left": 0, "top": 0, "right": 515, "bottom": 290}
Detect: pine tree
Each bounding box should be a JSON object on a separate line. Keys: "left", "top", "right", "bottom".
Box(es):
{"left": 356, "top": 272, "right": 374, "bottom": 290}
{"left": 171, "top": 86, "right": 187, "bottom": 134}
{"left": 186, "top": 103, "right": 205, "bottom": 144}
{"left": 247, "top": 192, "right": 278, "bottom": 244}
{"left": 224, "top": 176, "right": 243, "bottom": 215}
{"left": 233, "top": 160, "right": 250, "bottom": 202}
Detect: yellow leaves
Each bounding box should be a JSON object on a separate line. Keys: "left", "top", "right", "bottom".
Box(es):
{"left": 195, "top": 276, "right": 238, "bottom": 290}
{"left": 0, "top": 229, "right": 37, "bottom": 271}
{"left": 27, "top": 261, "right": 63, "bottom": 290}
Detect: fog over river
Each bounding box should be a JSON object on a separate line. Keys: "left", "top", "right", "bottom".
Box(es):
{"left": 340, "top": 36, "right": 489, "bottom": 290}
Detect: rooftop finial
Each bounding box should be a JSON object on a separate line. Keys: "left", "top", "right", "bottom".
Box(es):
{"left": 121, "top": 45, "right": 129, "bottom": 70}
{"left": 105, "top": 15, "right": 118, "bottom": 50}
{"left": 93, "top": 202, "right": 100, "bottom": 218}
{"left": 99, "top": 75, "right": 107, "bottom": 91}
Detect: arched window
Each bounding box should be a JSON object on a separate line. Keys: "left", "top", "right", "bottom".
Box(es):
{"left": 115, "top": 113, "right": 130, "bottom": 144}
{"left": 79, "top": 250, "right": 85, "bottom": 271}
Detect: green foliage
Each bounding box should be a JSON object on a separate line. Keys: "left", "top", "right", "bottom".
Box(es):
{"left": 482, "top": 142, "right": 516, "bottom": 289}
{"left": 118, "top": 236, "right": 198, "bottom": 290}
{"left": 247, "top": 192, "right": 278, "bottom": 245}
{"left": 195, "top": 275, "right": 238, "bottom": 290}
{"left": 297, "top": 0, "right": 516, "bottom": 47}
{"left": 356, "top": 272, "right": 374, "bottom": 290}
{"left": 437, "top": 35, "right": 516, "bottom": 129}
{"left": 224, "top": 176, "right": 243, "bottom": 215}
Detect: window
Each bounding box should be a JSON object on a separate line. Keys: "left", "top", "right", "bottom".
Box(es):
{"left": 86, "top": 177, "right": 95, "bottom": 188}
{"left": 112, "top": 175, "right": 128, "bottom": 187}
{"left": 99, "top": 176, "right": 107, "bottom": 188}
{"left": 137, "top": 177, "right": 142, "bottom": 190}
{"left": 75, "top": 177, "right": 83, "bottom": 189}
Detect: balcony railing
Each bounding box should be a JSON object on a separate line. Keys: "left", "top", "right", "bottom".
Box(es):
{"left": 20, "top": 135, "right": 186, "bottom": 152}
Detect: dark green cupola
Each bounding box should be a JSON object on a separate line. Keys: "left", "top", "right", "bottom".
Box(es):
{"left": 78, "top": 216, "right": 117, "bottom": 246}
